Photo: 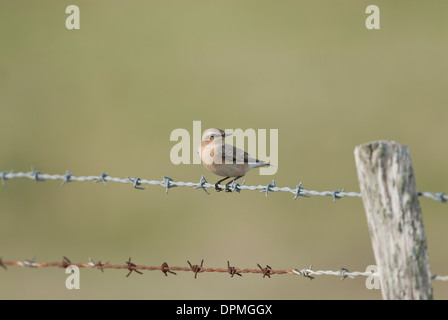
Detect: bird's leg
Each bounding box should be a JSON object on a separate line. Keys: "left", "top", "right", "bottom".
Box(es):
{"left": 225, "top": 176, "right": 243, "bottom": 192}
{"left": 215, "top": 177, "right": 231, "bottom": 192}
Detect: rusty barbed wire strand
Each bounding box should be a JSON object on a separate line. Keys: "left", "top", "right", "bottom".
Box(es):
{"left": 1, "top": 169, "right": 446, "bottom": 202}
{"left": 1, "top": 258, "right": 447, "bottom": 282}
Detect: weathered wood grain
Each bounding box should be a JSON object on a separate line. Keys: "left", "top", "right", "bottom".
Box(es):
{"left": 354, "top": 140, "right": 433, "bottom": 300}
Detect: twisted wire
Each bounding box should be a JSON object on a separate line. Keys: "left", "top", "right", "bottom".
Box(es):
{"left": 1, "top": 169, "right": 446, "bottom": 202}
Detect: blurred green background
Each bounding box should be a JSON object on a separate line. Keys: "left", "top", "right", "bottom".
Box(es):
{"left": 0, "top": 0, "right": 447, "bottom": 300}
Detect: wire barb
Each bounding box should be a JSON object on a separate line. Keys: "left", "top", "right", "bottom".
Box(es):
{"left": 188, "top": 259, "right": 204, "bottom": 279}
{"left": 88, "top": 257, "right": 107, "bottom": 272}
{"left": 61, "top": 170, "right": 72, "bottom": 186}
{"left": 125, "top": 258, "right": 143, "bottom": 277}
{"left": 231, "top": 179, "right": 245, "bottom": 193}
{"left": 257, "top": 263, "right": 273, "bottom": 278}
{"left": 339, "top": 268, "right": 350, "bottom": 280}
{"left": 0, "top": 258, "right": 7, "bottom": 270}
{"left": 61, "top": 256, "right": 72, "bottom": 268}
{"left": 296, "top": 265, "right": 315, "bottom": 280}
{"left": 294, "top": 181, "right": 310, "bottom": 200}
{"left": 262, "top": 180, "right": 276, "bottom": 197}
{"left": 1, "top": 170, "right": 12, "bottom": 185}
{"left": 126, "top": 177, "right": 145, "bottom": 190}
{"left": 194, "top": 176, "right": 209, "bottom": 195}
{"left": 31, "top": 167, "right": 45, "bottom": 182}
{"left": 333, "top": 189, "right": 344, "bottom": 202}
{"left": 94, "top": 172, "right": 109, "bottom": 186}
{"left": 163, "top": 176, "right": 177, "bottom": 194}
{"left": 227, "top": 261, "right": 242, "bottom": 278}
{"left": 161, "top": 262, "right": 176, "bottom": 276}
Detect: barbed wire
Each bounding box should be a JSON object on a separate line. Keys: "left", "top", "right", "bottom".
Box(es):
{"left": 1, "top": 168, "right": 447, "bottom": 285}
{"left": 2, "top": 257, "right": 447, "bottom": 282}
{"left": 1, "top": 169, "right": 446, "bottom": 202}
{"left": 0, "top": 257, "right": 378, "bottom": 280}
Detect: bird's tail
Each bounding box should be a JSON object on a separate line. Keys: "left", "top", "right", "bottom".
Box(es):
{"left": 253, "top": 161, "right": 272, "bottom": 169}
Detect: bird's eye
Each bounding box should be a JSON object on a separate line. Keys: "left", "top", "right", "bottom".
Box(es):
{"left": 210, "top": 134, "right": 214, "bottom": 138}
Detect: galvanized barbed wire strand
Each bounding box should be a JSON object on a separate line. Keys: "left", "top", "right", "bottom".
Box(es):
{"left": 1, "top": 169, "right": 446, "bottom": 202}
{"left": 292, "top": 266, "right": 377, "bottom": 280}
{"left": 2, "top": 258, "right": 448, "bottom": 282}
{"left": 432, "top": 275, "right": 448, "bottom": 281}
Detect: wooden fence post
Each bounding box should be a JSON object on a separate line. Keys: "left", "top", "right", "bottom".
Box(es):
{"left": 354, "top": 140, "right": 433, "bottom": 300}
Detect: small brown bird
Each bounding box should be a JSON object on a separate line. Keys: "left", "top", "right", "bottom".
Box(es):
{"left": 198, "top": 128, "right": 270, "bottom": 192}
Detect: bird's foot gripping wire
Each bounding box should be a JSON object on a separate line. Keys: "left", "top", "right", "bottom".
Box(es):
{"left": 225, "top": 177, "right": 243, "bottom": 193}
{"left": 214, "top": 177, "right": 231, "bottom": 192}
{"left": 215, "top": 182, "right": 224, "bottom": 192}
{"left": 225, "top": 182, "right": 233, "bottom": 192}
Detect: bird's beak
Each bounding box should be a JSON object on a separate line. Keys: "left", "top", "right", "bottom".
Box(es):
{"left": 223, "top": 132, "right": 232, "bottom": 137}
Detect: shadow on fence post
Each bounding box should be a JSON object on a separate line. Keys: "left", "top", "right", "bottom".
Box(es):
{"left": 354, "top": 140, "right": 433, "bottom": 300}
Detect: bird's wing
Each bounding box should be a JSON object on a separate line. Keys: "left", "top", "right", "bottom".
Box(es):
{"left": 216, "top": 143, "right": 261, "bottom": 165}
